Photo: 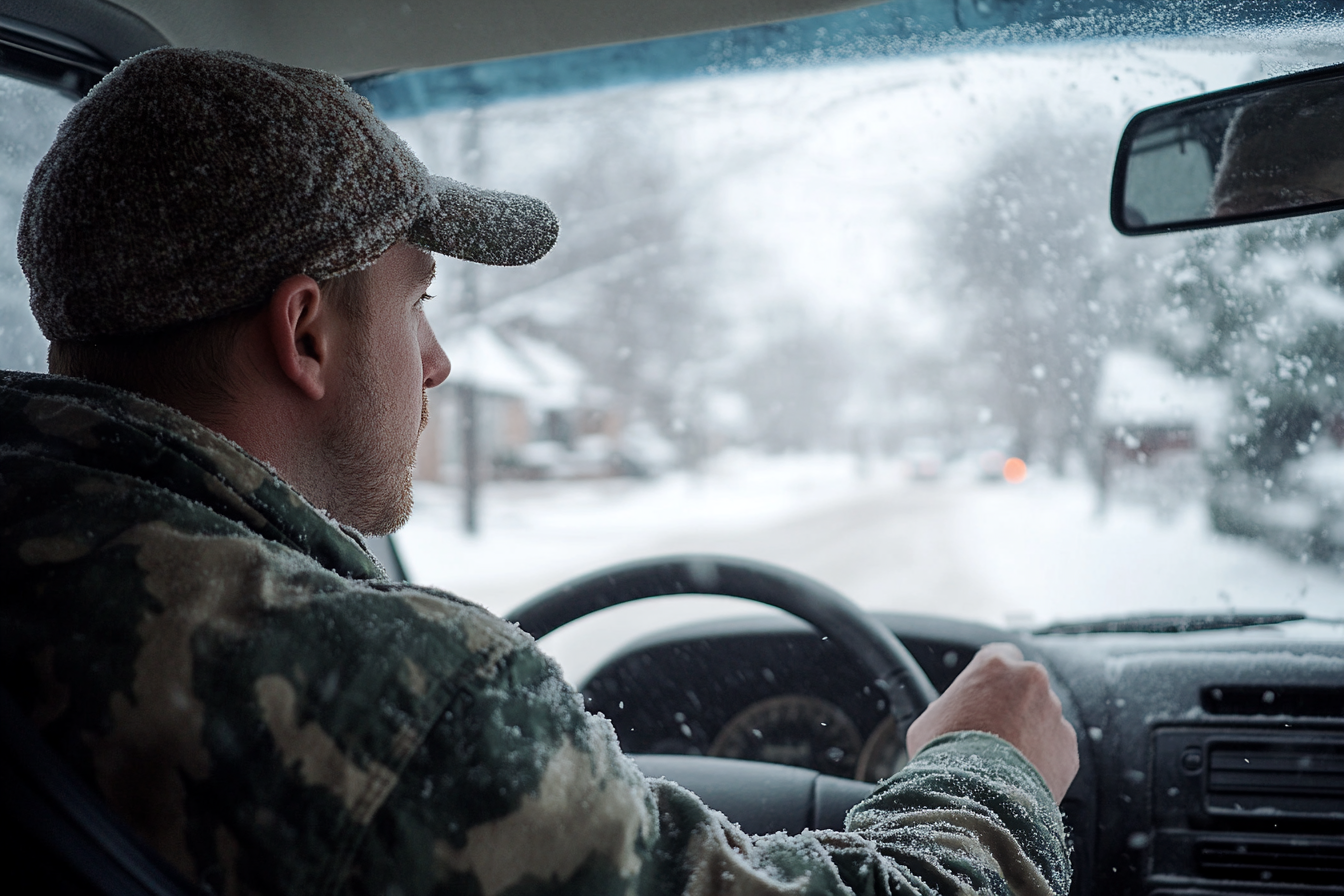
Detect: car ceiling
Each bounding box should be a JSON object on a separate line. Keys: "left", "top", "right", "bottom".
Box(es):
{"left": 0, "top": 0, "right": 883, "bottom": 78}
{"left": 0, "top": 1, "right": 1333, "bottom": 99}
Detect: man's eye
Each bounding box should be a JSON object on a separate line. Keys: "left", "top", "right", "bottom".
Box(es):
{"left": 415, "top": 292, "right": 434, "bottom": 309}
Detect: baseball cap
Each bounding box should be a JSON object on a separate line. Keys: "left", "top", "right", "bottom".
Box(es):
{"left": 19, "top": 47, "right": 560, "bottom": 342}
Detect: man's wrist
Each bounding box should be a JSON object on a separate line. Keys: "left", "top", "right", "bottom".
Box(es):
{"left": 906, "top": 729, "right": 1057, "bottom": 803}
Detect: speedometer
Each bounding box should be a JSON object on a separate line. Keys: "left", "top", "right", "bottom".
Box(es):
{"left": 709, "top": 695, "right": 863, "bottom": 778}
{"left": 855, "top": 715, "right": 909, "bottom": 783}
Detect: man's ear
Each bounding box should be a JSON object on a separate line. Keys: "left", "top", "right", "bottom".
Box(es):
{"left": 267, "top": 274, "right": 331, "bottom": 401}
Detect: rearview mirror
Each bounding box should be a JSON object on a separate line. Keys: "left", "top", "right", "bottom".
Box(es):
{"left": 1112, "top": 63, "right": 1344, "bottom": 235}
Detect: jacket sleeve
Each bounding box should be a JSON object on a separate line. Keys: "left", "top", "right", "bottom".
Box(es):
{"left": 640, "top": 732, "right": 1068, "bottom": 896}
{"left": 344, "top": 624, "right": 1070, "bottom": 896}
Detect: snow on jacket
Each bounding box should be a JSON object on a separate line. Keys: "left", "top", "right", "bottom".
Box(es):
{"left": 0, "top": 370, "right": 1071, "bottom": 896}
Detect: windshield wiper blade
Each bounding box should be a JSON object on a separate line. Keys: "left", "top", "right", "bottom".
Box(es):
{"left": 1035, "top": 612, "right": 1307, "bottom": 635}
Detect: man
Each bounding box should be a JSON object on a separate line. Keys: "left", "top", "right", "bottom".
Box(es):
{"left": 0, "top": 47, "right": 1077, "bottom": 896}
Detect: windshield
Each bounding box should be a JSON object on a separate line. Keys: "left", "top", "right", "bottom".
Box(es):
{"left": 4, "top": 14, "right": 1343, "bottom": 680}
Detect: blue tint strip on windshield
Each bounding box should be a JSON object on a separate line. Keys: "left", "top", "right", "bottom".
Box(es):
{"left": 352, "top": 0, "right": 1317, "bottom": 117}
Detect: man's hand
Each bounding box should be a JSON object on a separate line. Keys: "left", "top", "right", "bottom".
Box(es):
{"left": 904, "top": 642, "right": 1078, "bottom": 803}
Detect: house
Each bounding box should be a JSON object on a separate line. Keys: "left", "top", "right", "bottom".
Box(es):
{"left": 415, "top": 324, "right": 625, "bottom": 482}
{"left": 1092, "top": 349, "right": 1229, "bottom": 507}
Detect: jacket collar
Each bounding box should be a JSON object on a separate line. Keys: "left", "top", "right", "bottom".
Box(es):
{"left": 0, "top": 370, "right": 384, "bottom": 580}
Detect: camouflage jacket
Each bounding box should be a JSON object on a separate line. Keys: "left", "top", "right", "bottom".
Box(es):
{"left": 0, "top": 370, "right": 1070, "bottom": 896}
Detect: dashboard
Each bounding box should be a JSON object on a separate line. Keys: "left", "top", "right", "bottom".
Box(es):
{"left": 579, "top": 612, "right": 1344, "bottom": 896}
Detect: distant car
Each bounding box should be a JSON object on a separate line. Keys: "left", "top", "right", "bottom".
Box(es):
{"left": 898, "top": 437, "right": 943, "bottom": 480}
{"left": 976, "top": 448, "right": 1008, "bottom": 481}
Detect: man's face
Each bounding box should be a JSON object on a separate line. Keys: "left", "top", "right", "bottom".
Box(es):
{"left": 322, "top": 242, "right": 450, "bottom": 535}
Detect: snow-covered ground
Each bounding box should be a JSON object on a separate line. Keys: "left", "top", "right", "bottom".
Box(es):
{"left": 397, "top": 451, "right": 1344, "bottom": 683}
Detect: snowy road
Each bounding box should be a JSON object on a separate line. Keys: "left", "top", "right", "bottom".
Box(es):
{"left": 396, "top": 453, "right": 1344, "bottom": 682}
{"left": 596, "top": 483, "right": 998, "bottom": 621}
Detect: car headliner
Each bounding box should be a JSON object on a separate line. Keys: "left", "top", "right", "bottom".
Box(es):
{"left": 3, "top": 0, "right": 1336, "bottom": 88}
{"left": 5, "top": 0, "right": 879, "bottom": 78}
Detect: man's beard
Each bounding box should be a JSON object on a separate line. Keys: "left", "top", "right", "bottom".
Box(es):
{"left": 319, "top": 354, "right": 430, "bottom": 537}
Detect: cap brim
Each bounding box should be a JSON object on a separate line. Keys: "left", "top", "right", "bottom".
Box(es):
{"left": 408, "top": 175, "right": 559, "bottom": 266}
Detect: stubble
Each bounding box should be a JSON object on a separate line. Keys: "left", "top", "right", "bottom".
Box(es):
{"left": 319, "top": 345, "right": 428, "bottom": 537}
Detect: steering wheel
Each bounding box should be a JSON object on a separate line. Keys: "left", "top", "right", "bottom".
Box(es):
{"left": 510, "top": 554, "right": 937, "bottom": 721}
{"left": 510, "top": 554, "right": 938, "bottom": 723}
{"left": 508, "top": 555, "right": 940, "bottom": 831}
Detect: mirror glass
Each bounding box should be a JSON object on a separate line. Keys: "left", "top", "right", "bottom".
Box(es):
{"left": 1115, "top": 66, "right": 1344, "bottom": 233}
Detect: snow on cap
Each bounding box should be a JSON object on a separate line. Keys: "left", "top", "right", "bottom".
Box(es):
{"left": 19, "top": 47, "right": 559, "bottom": 341}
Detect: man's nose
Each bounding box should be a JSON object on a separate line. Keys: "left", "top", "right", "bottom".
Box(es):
{"left": 421, "top": 322, "right": 451, "bottom": 389}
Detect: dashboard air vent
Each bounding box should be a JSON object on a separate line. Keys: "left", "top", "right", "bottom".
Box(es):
{"left": 1197, "top": 839, "right": 1344, "bottom": 886}
{"left": 1207, "top": 739, "right": 1344, "bottom": 816}
{"left": 1203, "top": 685, "right": 1344, "bottom": 718}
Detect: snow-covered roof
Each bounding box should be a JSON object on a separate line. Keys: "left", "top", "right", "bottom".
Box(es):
{"left": 507, "top": 332, "right": 587, "bottom": 411}
{"left": 1093, "top": 349, "right": 1228, "bottom": 438}
{"left": 442, "top": 324, "right": 543, "bottom": 396}
{"left": 442, "top": 323, "right": 587, "bottom": 410}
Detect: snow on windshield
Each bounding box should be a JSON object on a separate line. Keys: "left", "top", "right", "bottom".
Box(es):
{"left": 384, "top": 44, "right": 1344, "bottom": 674}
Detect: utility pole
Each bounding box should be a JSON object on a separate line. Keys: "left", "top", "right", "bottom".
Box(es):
{"left": 460, "top": 391, "right": 480, "bottom": 532}
{"left": 460, "top": 107, "right": 482, "bottom": 535}
{"left": 460, "top": 270, "right": 480, "bottom": 534}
